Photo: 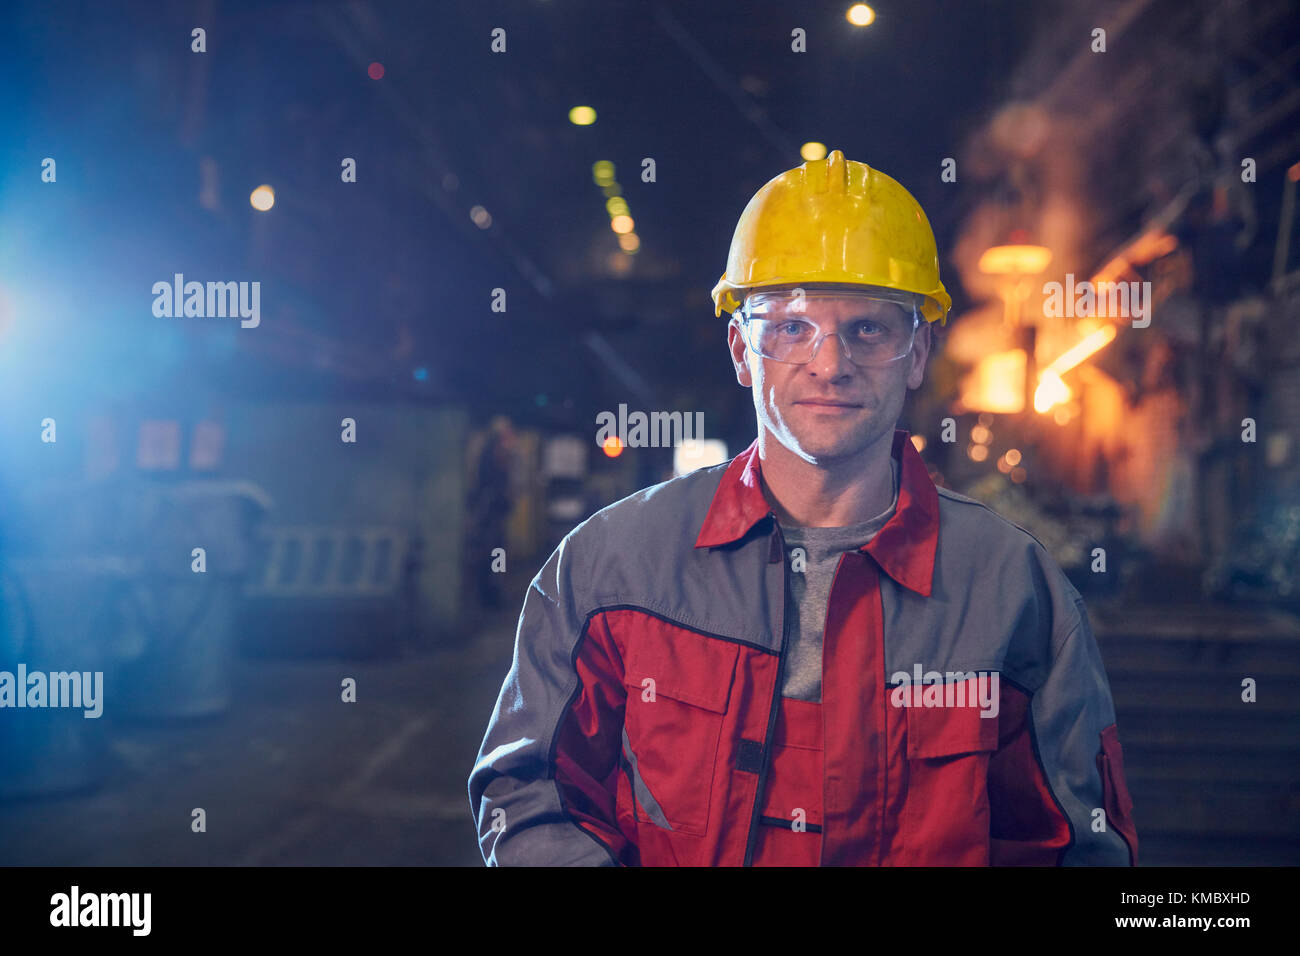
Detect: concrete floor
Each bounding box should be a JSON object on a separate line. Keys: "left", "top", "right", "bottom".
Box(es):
{"left": 0, "top": 589, "right": 523, "bottom": 866}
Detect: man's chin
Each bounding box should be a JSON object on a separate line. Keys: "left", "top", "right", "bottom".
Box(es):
{"left": 784, "top": 430, "right": 872, "bottom": 463}
{"left": 780, "top": 416, "right": 895, "bottom": 461}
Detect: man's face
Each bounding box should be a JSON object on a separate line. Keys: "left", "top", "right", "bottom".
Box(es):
{"left": 727, "top": 288, "right": 933, "bottom": 463}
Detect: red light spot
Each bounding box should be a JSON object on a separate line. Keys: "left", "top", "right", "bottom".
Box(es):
{"left": 368, "top": 62, "right": 385, "bottom": 80}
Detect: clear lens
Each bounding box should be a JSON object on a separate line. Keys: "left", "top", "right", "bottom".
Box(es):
{"left": 740, "top": 290, "right": 920, "bottom": 367}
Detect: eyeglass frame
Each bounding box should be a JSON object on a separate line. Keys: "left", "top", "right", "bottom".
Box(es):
{"left": 733, "top": 288, "right": 924, "bottom": 368}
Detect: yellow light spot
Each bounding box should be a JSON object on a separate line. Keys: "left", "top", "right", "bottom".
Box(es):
{"left": 968, "top": 444, "right": 989, "bottom": 462}
{"left": 606, "top": 197, "right": 629, "bottom": 217}
{"left": 603, "top": 436, "right": 624, "bottom": 457}
{"left": 250, "top": 185, "right": 275, "bottom": 211}
{"left": 960, "top": 351, "right": 1026, "bottom": 414}
{"left": 1033, "top": 370, "right": 1071, "bottom": 413}
{"left": 846, "top": 4, "right": 876, "bottom": 26}
{"left": 971, "top": 424, "right": 992, "bottom": 444}
{"left": 470, "top": 205, "right": 492, "bottom": 229}
{"left": 1010, "top": 466, "right": 1027, "bottom": 483}
{"left": 592, "top": 160, "right": 615, "bottom": 184}
{"left": 996, "top": 456, "right": 1012, "bottom": 474}
{"left": 618, "top": 233, "right": 640, "bottom": 252}
{"left": 910, "top": 435, "right": 926, "bottom": 453}
{"left": 1005, "top": 448, "right": 1022, "bottom": 467}
{"left": 1042, "top": 324, "right": 1118, "bottom": 380}
{"left": 610, "top": 214, "right": 634, "bottom": 234}
{"left": 569, "top": 105, "right": 597, "bottom": 126}
{"left": 978, "top": 244, "right": 1052, "bottom": 275}
{"left": 800, "top": 142, "right": 828, "bottom": 162}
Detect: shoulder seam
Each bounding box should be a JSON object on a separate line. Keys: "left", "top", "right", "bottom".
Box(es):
{"left": 1048, "top": 611, "right": 1087, "bottom": 668}
{"left": 935, "top": 486, "right": 1058, "bottom": 556}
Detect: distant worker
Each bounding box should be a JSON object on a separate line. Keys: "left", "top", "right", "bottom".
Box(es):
{"left": 467, "top": 416, "right": 516, "bottom": 610}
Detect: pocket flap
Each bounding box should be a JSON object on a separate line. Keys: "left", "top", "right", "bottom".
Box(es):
{"left": 624, "top": 632, "right": 740, "bottom": 714}
{"left": 905, "top": 702, "right": 1000, "bottom": 758}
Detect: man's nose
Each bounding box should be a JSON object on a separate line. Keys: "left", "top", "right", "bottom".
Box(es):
{"left": 807, "top": 330, "right": 855, "bottom": 374}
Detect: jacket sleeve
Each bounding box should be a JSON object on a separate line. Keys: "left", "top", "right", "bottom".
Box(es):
{"left": 989, "top": 580, "right": 1139, "bottom": 866}
{"left": 467, "top": 533, "right": 631, "bottom": 866}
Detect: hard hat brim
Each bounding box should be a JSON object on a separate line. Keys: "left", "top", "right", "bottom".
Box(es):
{"left": 713, "top": 277, "right": 950, "bottom": 326}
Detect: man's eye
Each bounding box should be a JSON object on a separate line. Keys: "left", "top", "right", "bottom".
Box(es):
{"left": 852, "top": 320, "right": 886, "bottom": 337}
{"left": 776, "top": 321, "right": 811, "bottom": 336}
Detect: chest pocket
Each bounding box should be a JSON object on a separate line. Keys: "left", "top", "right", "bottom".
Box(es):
{"left": 902, "top": 700, "right": 1000, "bottom": 865}
{"left": 622, "top": 628, "right": 739, "bottom": 837}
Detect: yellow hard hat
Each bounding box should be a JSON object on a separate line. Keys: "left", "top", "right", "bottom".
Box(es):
{"left": 712, "top": 149, "right": 951, "bottom": 325}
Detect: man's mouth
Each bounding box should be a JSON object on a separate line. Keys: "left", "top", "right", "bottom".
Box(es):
{"left": 792, "top": 399, "right": 864, "bottom": 417}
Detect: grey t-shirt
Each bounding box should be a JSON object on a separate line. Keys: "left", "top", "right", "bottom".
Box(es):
{"left": 777, "top": 456, "right": 900, "bottom": 702}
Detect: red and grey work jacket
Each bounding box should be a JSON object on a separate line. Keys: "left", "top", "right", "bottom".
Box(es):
{"left": 469, "top": 429, "right": 1138, "bottom": 866}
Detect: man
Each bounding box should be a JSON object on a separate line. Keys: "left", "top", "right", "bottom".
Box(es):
{"left": 468, "top": 149, "right": 1137, "bottom": 866}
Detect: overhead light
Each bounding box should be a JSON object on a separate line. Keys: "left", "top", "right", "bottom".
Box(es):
{"left": 978, "top": 244, "right": 1052, "bottom": 275}
{"left": 569, "top": 105, "right": 597, "bottom": 126}
{"left": 249, "top": 185, "right": 275, "bottom": 211}
{"left": 846, "top": 5, "right": 876, "bottom": 27}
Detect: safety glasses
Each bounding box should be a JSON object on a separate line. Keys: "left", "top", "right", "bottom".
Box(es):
{"left": 737, "top": 289, "right": 921, "bottom": 367}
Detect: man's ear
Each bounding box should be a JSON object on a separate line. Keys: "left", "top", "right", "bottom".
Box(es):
{"left": 727, "top": 318, "right": 754, "bottom": 387}
{"left": 906, "top": 321, "right": 934, "bottom": 390}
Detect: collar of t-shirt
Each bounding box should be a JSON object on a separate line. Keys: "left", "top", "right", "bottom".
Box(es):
{"left": 778, "top": 455, "right": 900, "bottom": 555}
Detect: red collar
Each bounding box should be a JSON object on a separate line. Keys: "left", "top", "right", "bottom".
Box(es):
{"left": 693, "top": 428, "right": 939, "bottom": 597}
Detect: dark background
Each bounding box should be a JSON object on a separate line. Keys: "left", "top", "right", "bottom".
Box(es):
{"left": 1, "top": 0, "right": 1298, "bottom": 865}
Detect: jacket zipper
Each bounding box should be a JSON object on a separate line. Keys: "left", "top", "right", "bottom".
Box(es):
{"left": 742, "top": 511, "right": 790, "bottom": 866}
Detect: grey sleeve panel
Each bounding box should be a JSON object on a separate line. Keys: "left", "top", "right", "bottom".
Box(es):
{"left": 1029, "top": 585, "right": 1132, "bottom": 865}
{"left": 467, "top": 534, "right": 619, "bottom": 866}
